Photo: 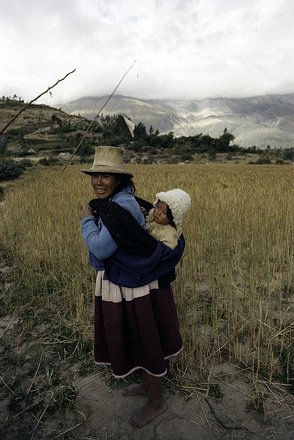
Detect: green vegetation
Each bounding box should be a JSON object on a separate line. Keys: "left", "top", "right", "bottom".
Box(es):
{"left": 1, "top": 98, "right": 294, "bottom": 165}
{"left": 1, "top": 96, "right": 293, "bottom": 437}
{"left": 0, "top": 158, "right": 24, "bottom": 180}
{"left": 0, "top": 164, "right": 293, "bottom": 436}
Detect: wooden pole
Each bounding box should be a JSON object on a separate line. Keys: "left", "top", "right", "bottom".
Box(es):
{"left": 61, "top": 60, "right": 137, "bottom": 173}
{"left": 0, "top": 69, "right": 76, "bottom": 135}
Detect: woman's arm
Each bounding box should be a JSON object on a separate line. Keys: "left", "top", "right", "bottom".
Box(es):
{"left": 80, "top": 191, "right": 146, "bottom": 260}
{"left": 81, "top": 206, "right": 118, "bottom": 260}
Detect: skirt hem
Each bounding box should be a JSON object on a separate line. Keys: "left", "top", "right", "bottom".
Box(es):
{"left": 94, "top": 346, "right": 183, "bottom": 379}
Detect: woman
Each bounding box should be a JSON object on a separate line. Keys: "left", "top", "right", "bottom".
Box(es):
{"left": 80, "top": 146, "right": 185, "bottom": 428}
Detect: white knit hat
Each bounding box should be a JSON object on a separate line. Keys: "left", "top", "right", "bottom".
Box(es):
{"left": 155, "top": 188, "right": 191, "bottom": 236}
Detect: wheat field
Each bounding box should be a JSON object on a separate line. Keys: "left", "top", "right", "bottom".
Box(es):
{"left": 0, "top": 163, "right": 293, "bottom": 389}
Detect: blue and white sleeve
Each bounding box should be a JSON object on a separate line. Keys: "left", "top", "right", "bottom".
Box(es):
{"left": 81, "top": 215, "right": 118, "bottom": 259}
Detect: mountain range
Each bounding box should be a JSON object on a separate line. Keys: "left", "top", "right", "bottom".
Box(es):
{"left": 62, "top": 93, "right": 294, "bottom": 149}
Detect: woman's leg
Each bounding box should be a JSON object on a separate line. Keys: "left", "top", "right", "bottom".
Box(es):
{"left": 122, "top": 371, "right": 148, "bottom": 396}
{"left": 128, "top": 371, "right": 167, "bottom": 428}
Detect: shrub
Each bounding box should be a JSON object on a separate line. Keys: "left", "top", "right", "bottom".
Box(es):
{"left": 0, "top": 158, "right": 23, "bottom": 180}
{"left": 180, "top": 152, "right": 192, "bottom": 161}
{"left": 39, "top": 157, "right": 59, "bottom": 166}
{"left": 0, "top": 185, "right": 4, "bottom": 201}
{"left": 18, "top": 159, "right": 33, "bottom": 169}
{"left": 255, "top": 156, "right": 272, "bottom": 165}
{"left": 0, "top": 135, "right": 8, "bottom": 154}
{"left": 78, "top": 142, "right": 95, "bottom": 157}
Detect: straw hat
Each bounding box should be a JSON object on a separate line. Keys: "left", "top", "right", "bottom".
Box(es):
{"left": 81, "top": 146, "right": 133, "bottom": 177}
{"left": 155, "top": 188, "right": 191, "bottom": 236}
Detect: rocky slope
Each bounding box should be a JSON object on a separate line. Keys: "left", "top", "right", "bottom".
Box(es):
{"left": 62, "top": 94, "right": 294, "bottom": 148}
{"left": 0, "top": 99, "right": 97, "bottom": 154}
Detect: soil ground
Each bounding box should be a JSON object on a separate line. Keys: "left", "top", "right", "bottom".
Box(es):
{"left": 72, "top": 368, "right": 294, "bottom": 440}
{"left": 0, "top": 185, "right": 293, "bottom": 439}
{"left": 1, "top": 313, "right": 293, "bottom": 440}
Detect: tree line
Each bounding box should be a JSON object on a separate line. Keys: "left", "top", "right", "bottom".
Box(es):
{"left": 89, "top": 114, "right": 294, "bottom": 161}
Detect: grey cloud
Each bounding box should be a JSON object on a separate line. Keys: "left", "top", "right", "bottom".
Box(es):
{"left": 0, "top": 0, "right": 293, "bottom": 103}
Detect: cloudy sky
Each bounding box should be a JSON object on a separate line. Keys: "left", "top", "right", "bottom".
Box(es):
{"left": 1, "top": 0, "right": 293, "bottom": 105}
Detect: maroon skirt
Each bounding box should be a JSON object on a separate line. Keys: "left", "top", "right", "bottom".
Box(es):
{"left": 93, "top": 272, "right": 183, "bottom": 378}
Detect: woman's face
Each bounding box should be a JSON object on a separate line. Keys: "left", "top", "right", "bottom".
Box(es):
{"left": 91, "top": 173, "right": 121, "bottom": 199}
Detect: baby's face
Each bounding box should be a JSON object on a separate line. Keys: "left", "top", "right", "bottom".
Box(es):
{"left": 153, "top": 201, "right": 170, "bottom": 225}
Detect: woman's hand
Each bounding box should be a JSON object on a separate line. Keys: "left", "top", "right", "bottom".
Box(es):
{"left": 80, "top": 205, "right": 93, "bottom": 219}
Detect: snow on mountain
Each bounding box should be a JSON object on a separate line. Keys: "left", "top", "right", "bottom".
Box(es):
{"left": 62, "top": 94, "right": 294, "bottom": 148}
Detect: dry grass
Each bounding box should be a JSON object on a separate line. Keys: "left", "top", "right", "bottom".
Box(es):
{"left": 0, "top": 163, "right": 293, "bottom": 392}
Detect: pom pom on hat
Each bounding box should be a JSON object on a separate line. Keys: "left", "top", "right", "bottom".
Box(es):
{"left": 155, "top": 188, "right": 191, "bottom": 236}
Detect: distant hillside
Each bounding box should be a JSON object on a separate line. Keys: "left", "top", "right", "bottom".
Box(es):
{"left": 0, "top": 98, "right": 99, "bottom": 155}
{"left": 0, "top": 100, "right": 75, "bottom": 135}
{"left": 62, "top": 94, "right": 294, "bottom": 148}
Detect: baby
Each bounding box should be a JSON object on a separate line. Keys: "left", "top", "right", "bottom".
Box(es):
{"left": 146, "top": 188, "right": 191, "bottom": 249}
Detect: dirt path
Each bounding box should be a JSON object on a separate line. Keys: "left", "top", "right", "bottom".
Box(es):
{"left": 72, "top": 366, "right": 294, "bottom": 440}
{"left": 0, "top": 309, "right": 293, "bottom": 440}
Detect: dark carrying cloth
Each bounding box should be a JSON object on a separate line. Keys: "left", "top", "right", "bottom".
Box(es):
{"left": 104, "top": 236, "right": 185, "bottom": 288}
{"left": 89, "top": 198, "right": 157, "bottom": 256}
{"left": 134, "top": 196, "right": 154, "bottom": 212}
{"left": 88, "top": 197, "right": 185, "bottom": 287}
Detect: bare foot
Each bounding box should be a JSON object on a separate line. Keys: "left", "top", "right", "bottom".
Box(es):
{"left": 122, "top": 383, "right": 148, "bottom": 396}
{"left": 128, "top": 400, "right": 167, "bottom": 428}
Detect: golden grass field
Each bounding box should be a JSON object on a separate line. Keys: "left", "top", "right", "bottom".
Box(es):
{"left": 0, "top": 163, "right": 293, "bottom": 392}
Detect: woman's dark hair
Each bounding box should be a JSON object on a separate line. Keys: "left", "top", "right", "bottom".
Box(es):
{"left": 115, "top": 173, "right": 136, "bottom": 194}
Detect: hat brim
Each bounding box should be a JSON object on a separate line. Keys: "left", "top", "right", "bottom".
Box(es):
{"left": 81, "top": 165, "right": 133, "bottom": 178}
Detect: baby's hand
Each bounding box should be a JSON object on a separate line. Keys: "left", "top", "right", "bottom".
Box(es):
{"left": 140, "top": 206, "right": 147, "bottom": 216}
